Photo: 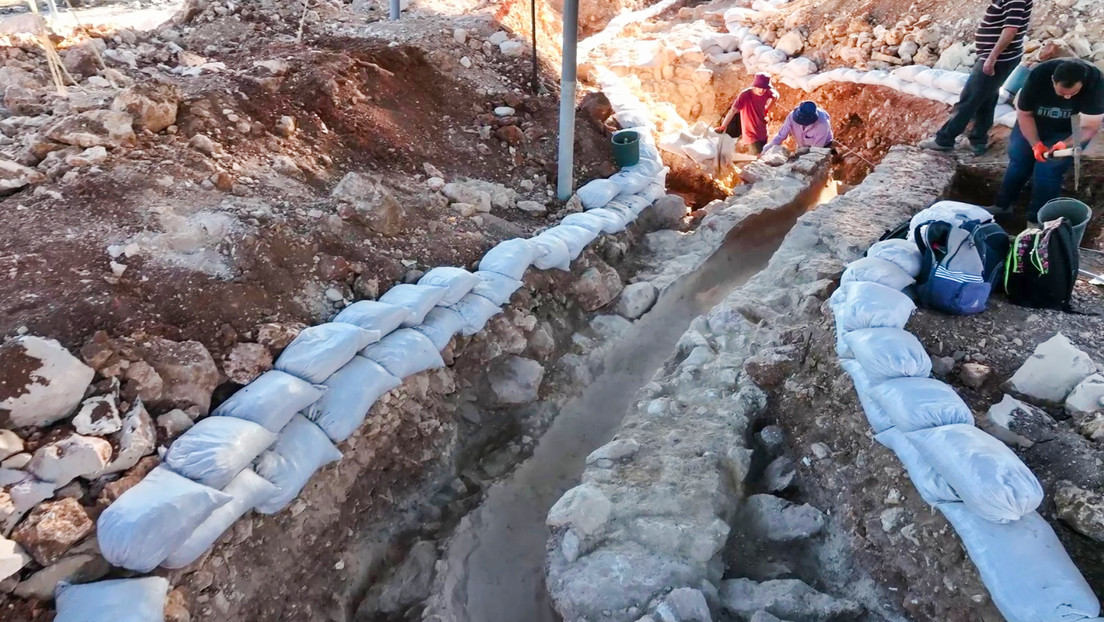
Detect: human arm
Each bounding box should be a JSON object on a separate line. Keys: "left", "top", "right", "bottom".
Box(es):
{"left": 984, "top": 26, "right": 1018, "bottom": 75}
{"left": 769, "top": 115, "right": 794, "bottom": 147}
{"left": 714, "top": 92, "right": 744, "bottom": 132}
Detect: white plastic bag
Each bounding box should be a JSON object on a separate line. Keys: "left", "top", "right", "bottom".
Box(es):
{"left": 874, "top": 428, "right": 960, "bottom": 505}
{"left": 840, "top": 257, "right": 916, "bottom": 291}
{"left": 450, "top": 293, "right": 504, "bottom": 336}
{"left": 164, "top": 417, "right": 277, "bottom": 489}
{"left": 842, "top": 327, "right": 932, "bottom": 384}
{"left": 576, "top": 179, "right": 620, "bottom": 209}
{"left": 938, "top": 503, "right": 1102, "bottom": 622}
{"left": 479, "top": 238, "right": 537, "bottom": 281}
{"left": 867, "top": 239, "right": 923, "bottom": 277}
{"left": 254, "top": 415, "right": 342, "bottom": 514}
{"left": 538, "top": 225, "right": 596, "bottom": 260}
{"left": 417, "top": 267, "right": 479, "bottom": 305}
{"left": 530, "top": 234, "right": 572, "bottom": 271}
{"left": 470, "top": 271, "right": 523, "bottom": 306}
{"left": 161, "top": 469, "right": 278, "bottom": 569}
{"left": 378, "top": 284, "right": 448, "bottom": 327}
{"left": 306, "top": 356, "right": 401, "bottom": 442}
{"left": 98, "top": 466, "right": 232, "bottom": 572}
{"left": 333, "top": 300, "right": 411, "bottom": 335}
{"left": 413, "top": 307, "right": 467, "bottom": 350}
{"left": 831, "top": 282, "right": 916, "bottom": 357}
{"left": 840, "top": 359, "right": 895, "bottom": 433}
{"left": 275, "top": 323, "right": 380, "bottom": 383}
{"left": 908, "top": 424, "right": 1044, "bottom": 523}
{"left": 212, "top": 370, "right": 325, "bottom": 433}
{"left": 871, "top": 377, "right": 975, "bottom": 432}
{"left": 55, "top": 577, "right": 170, "bottom": 622}
{"left": 360, "top": 328, "right": 445, "bottom": 379}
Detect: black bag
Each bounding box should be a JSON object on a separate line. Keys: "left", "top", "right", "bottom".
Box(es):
{"left": 878, "top": 219, "right": 911, "bottom": 242}
{"left": 961, "top": 220, "right": 1011, "bottom": 284}
{"left": 723, "top": 112, "right": 741, "bottom": 139}
{"left": 1003, "top": 219, "right": 1079, "bottom": 311}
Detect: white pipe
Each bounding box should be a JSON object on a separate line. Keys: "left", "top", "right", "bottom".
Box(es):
{"left": 389, "top": 0, "right": 400, "bottom": 20}
{"left": 557, "top": 0, "right": 579, "bottom": 200}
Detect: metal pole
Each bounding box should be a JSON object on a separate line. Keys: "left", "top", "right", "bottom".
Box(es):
{"left": 530, "top": 0, "right": 538, "bottom": 94}
{"left": 556, "top": 0, "right": 578, "bottom": 200}
{"left": 389, "top": 0, "right": 399, "bottom": 20}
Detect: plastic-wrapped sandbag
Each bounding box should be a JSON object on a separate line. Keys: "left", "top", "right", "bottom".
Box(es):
{"left": 805, "top": 73, "right": 833, "bottom": 90}
{"left": 893, "top": 65, "right": 927, "bottom": 82}
{"left": 871, "top": 377, "right": 975, "bottom": 432}
{"left": 640, "top": 183, "right": 665, "bottom": 204}
{"left": 938, "top": 503, "right": 1101, "bottom": 622}
{"left": 881, "top": 75, "right": 907, "bottom": 92}
{"left": 902, "top": 81, "right": 926, "bottom": 97}
{"left": 254, "top": 415, "right": 342, "bottom": 514}
{"left": 275, "top": 323, "right": 380, "bottom": 384}
{"left": 831, "top": 281, "right": 916, "bottom": 332}
{"left": 874, "top": 428, "right": 960, "bottom": 505}
{"left": 609, "top": 169, "right": 652, "bottom": 195}
{"left": 840, "top": 359, "right": 895, "bottom": 433}
{"left": 334, "top": 300, "right": 412, "bottom": 336}
{"left": 305, "top": 355, "right": 401, "bottom": 442}
{"left": 98, "top": 466, "right": 232, "bottom": 572}
{"left": 683, "top": 138, "right": 717, "bottom": 164}
{"left": 378, "top": 284, "right": 448, "bottom": 327}
{"left": 841, "top": 68, "right": 865, "bottom": 83}
{"left": 784, "top": 57, "right": 817, "bottom": 77}
{"left": 867, "top": 239, "right": 922, "bottom": 277}
{"left": 561, "top": 211, "right": 608, "bottom": 234}
{"left": 450, "top": 292, "right": 503, "bottom": 336}
{"left": 605, "top": 204, "right": 638, "bottom": 228}
{"left": 915, "top": 68, "right": 946, "bottom": 88}
{"left": 471, "top": 270, "right": 523, "bottom": 305}
{"left": 540, "top": 225, "right": 597, "bottom": 260}
{"left": 361, "top": 329, "right": 445, "bottom": 379}
{"left": 577, "top": 179, "right": 621, "bottom": 209}
{"left": 842, "top": 327, "right": 932, "bottom": 384}
{"left": 161, "top": 469, "right": 278, "bottom": 569}
{"left": 760, "top": 49, "right": 786, "bottom": 65}
{"left": 996, "top": 109, "right": 1017, "bottom": 128}
{"left": 55, "top": 577, "right": 169, "bottom": 622}
{"left": 908, "top": 424, "right": 1043, "bottom": 523}
{"left": 620, "top": 194, "right": 653, "bottom": 215}
{"left": 993, "top": 103, "right": 1015, "bottom": 122}
{"left": 212, "top": 370, "right": 325, "bottom": 433}
{"left": 589, "top": 207, "right": 629, "bottom": 234}
{"left": 479, "top": 238, "right": 537, "bottom": 280}
{"left": 860, "top": 70, "right": 889, "bottom": 85}
{"left": 164, "top": 417, "right": 276, "bottom": 489}
{"left": 530, "top": 234, "right": 572, "bottom": 271}
{"left": 935, "top": 71, "right": 969, "bottom": 94}
{"left": 413, "top": 306, "right": 467, "bottom": 350}
{"left": 840, "top": 257, "right": 916, "bottom": 290}
{"left": 614, "top": 110, "right": 650, "bottom": 129}
{"left": 417, "top": 267, "right": 478, "bottom": 305}
{"left": 908, "top": 201, "right": 993, "bottom": 241}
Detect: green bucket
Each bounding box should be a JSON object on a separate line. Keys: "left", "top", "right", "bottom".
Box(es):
{"left": 612, "top": 130, "right": 640, "bottom": 168}
{"left": 1038, "top": 197, "right": 1092, "bottom": 249}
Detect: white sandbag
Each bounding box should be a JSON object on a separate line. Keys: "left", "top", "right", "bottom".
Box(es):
{"left": 683, "top": 138, "right": 717, "bottom": 164}
{"left": 609, "top": 169, "right": 652, "bottom": 196}
{"left": 842, "top": 327, "right": 932, "bottom": 384}
{"left": 840, "top": 359, "right": 895, "bottom": 433}
{"left": 997, "top": 110, "right": 1017, "bottom": 128}
{"left": 254, "top": 415, "right": 342, "bottom": 514}
{"left": 841, "top": 68, "right": 865, "bottom": 83}
{"left": 805, "top": 73, "right": 833, "bottom": 90}
{"left": 791, "top": 74, "right": 815, "bottom": 92}
{"left": 212, "top": 370, "right": 325, "bottom": 433}
{"left": 530, "top": 234, "right": 572, "bottom": 271}
{"left": 471, "top": 270, "right": 523, "bottom": 305}
{"left": 938, "top": 90, "right": 961, "bottom": 105}
{"left": 871, "top": 377, "right": 975, "bottom": 432}
{"left": 274, "top": 323, "right": 380, "bottom": 384}
{"left": 908, "top": 424, "right": 1043, "bottom": 523}
{"left": 915, "top": 68, "right": 946, "bottom": 88}
{"left": 537, "top": 225, "right": 595, "bottom": 261}
{"left": 561, "top": 211, "right": 608, "bottom": 234}
{"left": 55, "top": 577, "right": 170, "bottom": 622}
{"left": 360, "top": 329, "right": 445, "bottom": 379}
{"left": 640, "top": 183, "right": 666, "bottom": 204}
{"left": 164, "top": 417, "right": 276, "bottom": 490}
{"left": 935, "top": 71, "right": 969, "bottom": 94}
{"left": 893, "top": 65, "right": 927, "bottom": 82}
{"left": 577, "top": 179, "right": 621, "bottom": 209}
{"left": 779, "top": 75, "right": 802, "bottom": 90}
{"left": 874, "top": 427, "right": 960, "bottom": 505}
{"left": 306, "top": 355, "right": 401, "bottom": 442}
{"left": 881, "top": 75, "right": 908, "bottom": 92}
{"left": 760, "top": 49, "right": 786, "bottom": 65}
{"left": 98, "top": 466, "right": 232, "bottom": 572}
{"left": 840, "top": 257, "right": 916, "bottom": 290}
{"left": 161, "top": 469, "right": 278, "bottom": 569}
{"left": 378, "top": 284, "right": 448, "bottom": 327}
{"left": 620, "top": 194, "right": 653, "bottom": 215}
{"left": 479, "top": 238, "right": 538, "bottom": 280}
{"left": 993, "top": 103, "right": 1015, "bottom": 121}
{"left": 605, "top": 204, "right": 638, "bottom": 228}
{"left": 740, "top": 39, "right": 762, "bottom": 56}
{"left": 867, "top": 239, "right": 923, "bottom": 277}
{"left": 860, "top": 70, "right": 889, "bottom": 85}
{"left": 614, "top": 110, "right": 650, "bottom": 129}
{"left": 333, "top": 300, "right": 411, "bottom": 336}
{"left": 908, "top": 201, "right": 993, "bottom": 241}
{"left": 450, "top": 292, "right": 504, "bottom": 336}
{"left": 831, "top": 281, "right": 916, "bottom": 332}
{"left": 902, "top": 81, "right": 926, "bottom": 97}
{"left": 413, "top": 307, "right": 467, "bottom": 350}
{"left": 709, "top": 51, "right": 743, "bottom": 65}
{"left": 938, "top": 503, "right": 1101, "bottom": 622}
{"left": 589, "top": 207, "right": 629, "bottom": 234}
{"left": 784, "top": 57, "right": 818, "bottom": 78}
{"left": 417, "top": 267, "right": 478, "bottom": 305}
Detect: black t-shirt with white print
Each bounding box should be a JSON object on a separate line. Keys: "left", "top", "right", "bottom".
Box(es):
{"left": 1016, "top": 59, "right": 1104, "bottom": 140}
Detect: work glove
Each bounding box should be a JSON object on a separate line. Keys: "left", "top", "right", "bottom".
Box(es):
{"left": 1032, "top": 142, "right": 1049, "bottom": 162}
{"left": 1050, "top": 141, "right": 1068, "bottom": 156}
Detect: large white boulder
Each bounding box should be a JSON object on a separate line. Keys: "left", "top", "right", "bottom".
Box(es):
{"left": 1005, "top": 333, "right": 1096, "bottom": 404}
{"left": 0, "top": 336, "right": 94, "bottom": 428}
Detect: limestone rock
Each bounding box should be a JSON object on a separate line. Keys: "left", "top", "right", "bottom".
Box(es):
{"left": 134, "top": 337, "right": 219, "bottom": 415}
{"left": 357, "top": 540, "right": 438, "bottom": 615}
{"left": 332, "top": 172, "right": 406, "bottom": 236}
{"left": 654, "top": 587, "right": 712, "bottom": 622}
{"left": 983, "top": 394, "right": 1058, "bottom": 449}
{"left": 275, "top": 115, "right": 296, "bottom": 137}
{"left": 0, "top": 336, "right": 94, "bottom": 428}
{"left": 517, "top": 200, "right": 547, "bottom": 215}
{"left": 62, "top": 38, "right": 106, "bottom": 77}
{"left": 442, "top": 182, "right": 492, "bottom": 213}
{"left": 959, "top": 362, "right": 991, "bottom": 389}
{"left": 1005, "top": 333, "right": 1095, "bottom": 404}
{"left": 775, "top": 31, "right": 805, "bottom": 56}
{"left": 4, "top": 86, "right": 44, "bottom": 116}
{"left": 1076, "top": 411, "right": 1104, "bottom": 443}
{"left": 500, "top": 40, "right": 526, "bottom": 57}
{"left": 586, "top": 439, "right": 640, "bottom": 465}
{"left": 222, "top": 342, "right": 273, "bottom": 385}
{"left": 71, "top": 395, "right": 121, "bottom": 437}
{"left": 0, "top": 158, "right": 44, "bottom": 194}
{"left": 188, "top": 133, "right": 221, "bottom": 156}
{"left": 932, "top": 356, "right": 955, "bottom": 376}
{"left": 572, "top": 262, "right": 624, "bottom": 312}
{"left": 1055, "top": 481, "right": 1104, "bottom": 542}
{"left": 11, "top": 499, "right": 93, "bottom": 566}
{"left": 44, "top": 110, "right": 136, "bottom": 149}
{"left": 123, "top": 360, "right": 164, "bottom": 404}
{"left": 744, "top": 346, "right": 800, "bottom": 389}
{"left": 935, "top": 42, "right": 971, "bottom": 70}
{"left": 98, "top": 455, "right": 158, "bottom": 505}
{"left": 256, "top": 323, "right": 304, "bottom": 351}
{"left": 164, "top": 588, "right": 191, "bottom": 622}
{"left": 0, "top": 536, "right": 29, "bottom": 582}
{"left": 111, "top": 84, "right": 180, "bottom": 132}
{"left": 750, "top": 613, "right": 785, "bottom": 622}
{"left": 547, "top": 484, "right": 612, "bottom": 538}
{"left": 616, "top": 282, "right": 659, "bottom": 320}
{"left": 1, "top": 477, "right": 54, "bottom": 533}
{"left": 1067, "top": 374, "right": 1104, "bottom": 417}
{"left": 101, "top": 400, "right": 156, "bottom": 475}
{"left": 764, "top": 456, "right": 796, "bottom": 493}
{"left": 721, "top": 578, "right": 862, "bottom": 621}
{"left": 481, "top": 356, "right": 544, "bottom": 405}
{"left": 27, "top": 434, "right": 111, "bottom": 486}
{"left": 641, "top": 195, "right": 688, "bottom": 231}
{"left": 0, "top": 431, "right": 23, "bottom": 462}
{"left": 13, "top": 552, "right": 109, "bottom": 600}
{"left": 741, "top": 494, "right": 825, "bottom": 542}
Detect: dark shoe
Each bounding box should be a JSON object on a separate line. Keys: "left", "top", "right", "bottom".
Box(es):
{"left": 970, "top": 142, "right": 989, "bottom": 156}
{"left": 986, "top": 205, "right": 1013, "bottom": 217}
{"left": 919, "top": 138, "right": 953, "bottom": 152}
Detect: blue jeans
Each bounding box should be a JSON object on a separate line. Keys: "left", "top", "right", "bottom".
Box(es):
{"left": 935, "top": 59, "right": 1018, "bottom": 148}
{"left": 994, "top": 125, "right": 1077, "bottom": 221}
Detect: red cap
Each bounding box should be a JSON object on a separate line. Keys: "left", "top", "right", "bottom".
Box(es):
{"left": 753, "top": 73, "right": 771, "bottom": 88}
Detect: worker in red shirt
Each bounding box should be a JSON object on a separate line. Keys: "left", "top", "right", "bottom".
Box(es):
{"left": 715, "top": 73, "right": 778, "bottom": 155}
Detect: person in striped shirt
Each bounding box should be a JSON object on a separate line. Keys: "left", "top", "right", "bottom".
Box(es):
{"left": 920, "top": 0, "right": 1033, "bottom": 155}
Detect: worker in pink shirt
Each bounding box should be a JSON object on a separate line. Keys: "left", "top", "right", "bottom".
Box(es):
{"left": 768, "top": 101, "right": 834, "bottom": 150}
{"left": 715, "top": 73, "right": 778, "bottom": 155}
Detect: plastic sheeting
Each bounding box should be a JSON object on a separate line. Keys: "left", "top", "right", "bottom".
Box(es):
{"left": 360, "top": 329, "right": 445, "bottom": 379}
{"left": 306, "top": 356, "right": 401, "bottom": 442}
{"left": 840, "top": 359, "right": 895, "bottom": 433}
{"left": 333, "top": 301, "right": 412, "bottom": 336}
{"left": 450, "top": 293, "right": 504, "bottom": 336}
{"left": 254, "top": 415, "right": 343, "bottom": 514}
{"left": 212, "top": 370, "right": 325, "bottom": 433}
{"left": 840, "top": 257, "right": 916, "bottom": 291}
{"left": 98, "top": 466, "right": 231, "bottom": 572}
{"left": 378, "top": 284, "right": 448, "bottom": 328}
{"left": 867, "top": 239, "right": 923, "bottom": 277}
{"left": 870, "top": 377, "right": 975, "bottom": 432}
{"left": 161, "top": 469, "right": 278, "bottom": 569}
{"left": 874, "top": 427, "right": 960, "bottom": 505}
{"left": 470, "top": 270, "right": 523, "bottom": 306}
{"left": 842, "top": 327, "right": 932, "bottom": 384}
{"left": 909, "top": 424, "right": 1043, "bottom": 523}
{"left": 413, "top": 307, "right": 467, "bottom": 350}
{"left": 164, "top": 417, "right": 276, "bottom": 489}
{"left": 479, "top": 238, "right": 537, "bottom": 281}
{"left": 274, "top": 323, "right": 380, "bottom": 384}
{"left": 417, "top": 267, "right": 479, "bottom": 306}
{"left": 55, "top": 577, "right": 170, "bottom": 622}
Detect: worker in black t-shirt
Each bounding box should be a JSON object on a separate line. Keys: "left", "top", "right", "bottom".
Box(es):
{"left": 991, "top": 59, "right": 1104, "bottom": 225}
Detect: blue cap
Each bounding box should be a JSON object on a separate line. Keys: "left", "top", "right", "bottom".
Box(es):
{"left": 794, "top": 101, "right": 819, "bottom": 126}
